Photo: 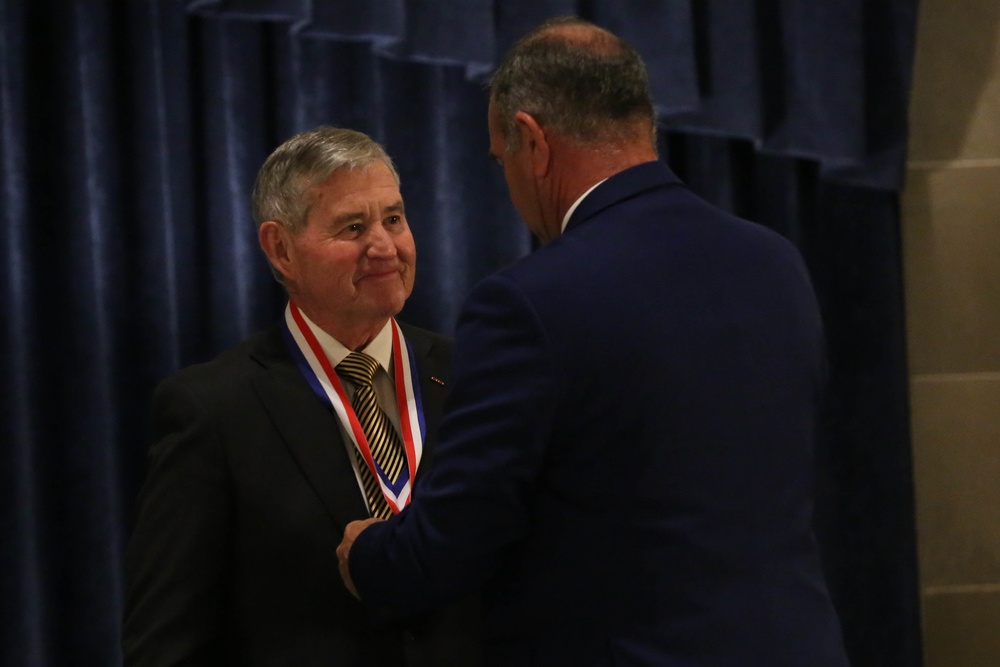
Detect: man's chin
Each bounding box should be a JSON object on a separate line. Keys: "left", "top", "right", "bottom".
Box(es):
{"left": 355, "top": 294, "right": 407, "bottom": 319}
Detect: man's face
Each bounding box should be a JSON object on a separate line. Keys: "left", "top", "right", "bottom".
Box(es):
{"left": 283, "top": 161, "right": 415, "bottom": 331}
{"left": 488, "top": 100, "right": 547, "bottom": 241}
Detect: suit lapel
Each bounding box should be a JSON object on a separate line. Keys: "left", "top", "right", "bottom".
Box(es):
{"left": 249, "top": 326, "right": 369, "bottom": 531}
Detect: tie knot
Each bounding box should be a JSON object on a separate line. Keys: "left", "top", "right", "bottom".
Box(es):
{"left": 337, "top": 352, "right": 380, "bottom": 386}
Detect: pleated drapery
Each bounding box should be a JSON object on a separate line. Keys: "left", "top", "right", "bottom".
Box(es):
{"left": 1, "top": 2, "right": 922, "bottom": 665}
{"left": 189, "top": 0, "right": 916, "bottom": 191}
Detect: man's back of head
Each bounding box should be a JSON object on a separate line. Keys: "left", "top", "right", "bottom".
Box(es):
{"left": 488, "top": 16, "right": 657, "bottom": 152}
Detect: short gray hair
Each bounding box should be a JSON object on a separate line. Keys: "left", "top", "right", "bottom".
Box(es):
{"left": 488, "top": 16, "right": 656, "bottom": 151}
{"left": 251, "top": 126, "right": 399, "bottom": 233}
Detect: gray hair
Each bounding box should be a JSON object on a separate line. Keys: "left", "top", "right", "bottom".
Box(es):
{"left": 251, "top": 126, "right": 399, "bottom": 233}
{"left": 488, "top": 16, "right": 656, "bottom": 151}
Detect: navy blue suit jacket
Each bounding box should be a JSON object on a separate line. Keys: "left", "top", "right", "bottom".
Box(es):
{"left": 351, "top": 161, "right": 849, "bottom": 666}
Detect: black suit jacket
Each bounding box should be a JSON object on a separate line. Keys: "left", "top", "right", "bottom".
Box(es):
{"left": 123, "top": 320, "right": 480, "bottom": 666}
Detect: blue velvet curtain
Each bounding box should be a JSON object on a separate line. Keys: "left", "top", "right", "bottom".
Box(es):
{"left": 1, "top": 1, "right": 922, "bottom": 665}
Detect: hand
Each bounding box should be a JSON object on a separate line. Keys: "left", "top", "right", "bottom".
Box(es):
{"left": 336, "top": 518, "right": 383, "bottom": 599}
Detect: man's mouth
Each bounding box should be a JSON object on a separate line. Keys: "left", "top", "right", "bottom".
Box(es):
{"left": 357, "top": 268, "right": 400, "bottom": 283}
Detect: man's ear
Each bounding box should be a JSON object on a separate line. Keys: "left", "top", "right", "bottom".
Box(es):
{"left": 258, "top": 220, "right": 296, "bottom": 282}
{"left": 514, "top": 111, "right": 550, "bottom": 177}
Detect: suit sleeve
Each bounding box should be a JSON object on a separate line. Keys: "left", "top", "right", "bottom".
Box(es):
{"left": 350, "top": 273, "right": 561, "bottom": 617}
{"left": 122, "top": 376, "right": 232, "bottom": 667}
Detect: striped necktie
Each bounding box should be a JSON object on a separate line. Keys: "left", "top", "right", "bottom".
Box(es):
{"left": 336, "top": 351, "right": 405, "bottom": 519}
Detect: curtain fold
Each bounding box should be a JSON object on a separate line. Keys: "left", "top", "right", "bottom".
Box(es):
{"left": 1, "top": 1, "right": 922, "bottom": 665}
{"left": 594, "top": 1, "right": 701, "bottom": 115}
{"left": 1, "top": 3, "right": 41, "bottom": 663}
{"left": 806, "top": 180, "right": 921, "bottom": 667}
{"left": 186, "top": 0, "right": 917, "bottom": 189}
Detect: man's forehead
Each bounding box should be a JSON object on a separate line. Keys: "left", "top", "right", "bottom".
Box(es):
{"left": 327, "top": 196, "right": 404, "bottom": 222}
{"left": 314, "top": 164, "right": 398, "bottom": 194}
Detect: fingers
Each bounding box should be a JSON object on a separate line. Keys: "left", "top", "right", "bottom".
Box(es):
{"left": 336, "top": 518, "right": 384, "bottom": 599}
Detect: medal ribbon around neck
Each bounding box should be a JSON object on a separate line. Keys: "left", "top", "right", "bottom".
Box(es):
{"left": 282, "top": 301, "right": 424, "bottom": 513}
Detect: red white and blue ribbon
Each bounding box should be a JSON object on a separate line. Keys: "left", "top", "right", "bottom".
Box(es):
{"left": 282, "top": 301, "right": 424, "bottom": 513}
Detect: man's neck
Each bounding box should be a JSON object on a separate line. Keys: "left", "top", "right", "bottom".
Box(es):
{"left": 294, "top": 304, "right": 390, "bottom": 351}
{"left": 327, "top": 321, "right": 390, "bottom": 352}
{"left": 550, "top": 139, "right": 658, "bottom": 225}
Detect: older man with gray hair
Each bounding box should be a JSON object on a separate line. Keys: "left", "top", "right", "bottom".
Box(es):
{"left": 123, "top": 126, "right": 480, "bottom": 667}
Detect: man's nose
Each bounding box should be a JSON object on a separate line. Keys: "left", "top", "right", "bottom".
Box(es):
{"left": 367, "top": 224, "right": 397, "bottom": 258}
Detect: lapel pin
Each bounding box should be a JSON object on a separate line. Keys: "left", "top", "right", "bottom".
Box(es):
{"left": 430, "top": 376, "right": 445, "bottom": 386}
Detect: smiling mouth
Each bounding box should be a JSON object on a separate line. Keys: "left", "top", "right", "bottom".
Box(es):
{"left": 357, "top": 269, "right": 401, "bottom": 283}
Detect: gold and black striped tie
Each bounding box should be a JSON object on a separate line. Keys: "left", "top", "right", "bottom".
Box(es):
{"left": 337, "top": 352, "right": 405, "bottom": 519}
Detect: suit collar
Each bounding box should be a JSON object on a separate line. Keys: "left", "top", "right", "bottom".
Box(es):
{"left": 565, "top": 160, "right": 683, "bottom": 234}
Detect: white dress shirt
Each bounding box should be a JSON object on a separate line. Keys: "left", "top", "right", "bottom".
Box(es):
{"left": 561, "top": 178, "right": 607, "bottom": 233}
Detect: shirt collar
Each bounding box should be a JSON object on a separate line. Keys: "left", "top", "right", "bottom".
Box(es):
{"left": 295, "top": 307, "right": 394, "bottom": 373}
{"left": 561, "top": 178, "right": 608, "bottom": 233}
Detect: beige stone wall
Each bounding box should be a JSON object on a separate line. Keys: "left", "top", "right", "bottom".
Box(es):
{"left": 903, "top": 0, "right": 1000, "bottom": 665}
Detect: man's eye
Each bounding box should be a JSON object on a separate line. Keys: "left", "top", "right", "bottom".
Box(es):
{"left": 386, "top": 215, "right": 401, "bottom": 225}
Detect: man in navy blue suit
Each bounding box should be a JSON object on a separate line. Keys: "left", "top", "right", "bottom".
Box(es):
{"left": 338, "top": 16, "right": 850, "bottom": 666}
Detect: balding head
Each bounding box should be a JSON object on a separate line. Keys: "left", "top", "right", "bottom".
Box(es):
{"left": 488, "top": 16, "right": 657, "bottom": 152}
